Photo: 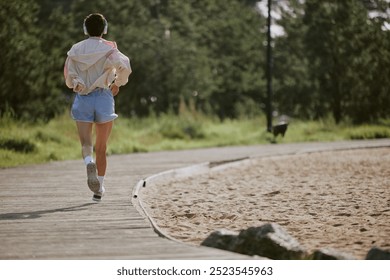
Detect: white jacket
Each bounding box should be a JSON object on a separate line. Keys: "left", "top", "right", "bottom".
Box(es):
{"left": 64, "top": 37, "right": 131, "bottom": 95}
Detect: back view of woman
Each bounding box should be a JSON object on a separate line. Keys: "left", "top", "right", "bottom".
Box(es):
{"left": 64, "top": 13, "right": 132, "bottom": 202}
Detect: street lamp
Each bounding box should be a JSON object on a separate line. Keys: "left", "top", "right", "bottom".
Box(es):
{"left": 266, "top": 0, "right": 273, "bottom": 133}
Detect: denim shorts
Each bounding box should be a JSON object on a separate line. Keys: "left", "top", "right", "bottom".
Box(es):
{"left": 71, "top": 88, "right": 118, "bottom": 123}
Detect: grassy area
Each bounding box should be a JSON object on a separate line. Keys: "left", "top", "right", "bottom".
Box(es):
{"left": 1, "top": 111, "right": 390, "bottom": 168}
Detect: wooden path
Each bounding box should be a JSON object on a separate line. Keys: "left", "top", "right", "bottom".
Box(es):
{"left": 1, "top": 139, "right": 389, "bottom": 259}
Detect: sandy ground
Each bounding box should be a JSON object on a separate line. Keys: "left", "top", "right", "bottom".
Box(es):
{"left": 141, "top": 148, "right": 390, "bottom": 259}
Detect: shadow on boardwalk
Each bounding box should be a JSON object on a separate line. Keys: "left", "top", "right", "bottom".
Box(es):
{"left": 0, "top": 203, "right": 96, "bottom": 220}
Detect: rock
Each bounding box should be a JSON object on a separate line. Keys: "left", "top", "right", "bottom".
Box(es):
{"left": 201, "top": 229, "right": 238, "bottom": 251}
{"left": 310, "top": 248, "right": 356, "bottom": 260}
{"left": 365, "top": 247, "right": 390, "bottom": 260}
{"left": 233, "top": 223, "right": 306, "bottom": 259}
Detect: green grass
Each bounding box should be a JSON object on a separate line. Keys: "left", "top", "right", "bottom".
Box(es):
{"left": 1, "top": 111, "right": 389, "bottom": 168}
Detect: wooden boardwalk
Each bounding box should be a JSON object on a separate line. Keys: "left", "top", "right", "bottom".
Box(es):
{"left": 1, "top": 139, "right": 389, "bottom": 259}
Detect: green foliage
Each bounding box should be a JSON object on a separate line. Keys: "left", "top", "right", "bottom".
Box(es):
{"left": 0, "top": 0, "right": 266, "bottom": 120}
{"left": 2, "top": 112, "right": 389, "bottom": 168}
{"left": 347, "top": 126, "right": 390, "bottom": 140}
{"left": 273, "top": 0, "right": 315, "bottom": 119}
{"left": 303, "top": 0, "right": 390, "bottom": 123}
{"left": 0, "top": 138, "right": 36, "bottom": 153}
{"left": 1, "top": 0, "right": 389, "bottom": 124}
{"left": 0, "top": 0, "right": 42, "bottom": 119}
{"left": 272, "top": 0, "right": 390, "bottom": 124}
{"left": 2, "top": 0, "right": 389, "bottom": 168}
{"left": 159, "top": 116, "right": 205, "bottom": 140}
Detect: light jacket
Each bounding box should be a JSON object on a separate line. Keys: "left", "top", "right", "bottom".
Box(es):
{"left": 64, "top": 37, "right": 131, "bottom": 95}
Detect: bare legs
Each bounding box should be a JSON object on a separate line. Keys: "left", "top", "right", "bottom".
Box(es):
{"left": 76, "top": 121, "right": 113, "bottom": 176}
{"left": 76, "top": 122, "right": 93, "bottom": 159}
{"left": 95, "top": 121, "right": 113, "bottom": 176}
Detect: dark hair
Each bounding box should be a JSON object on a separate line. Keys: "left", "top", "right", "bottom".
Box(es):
{"left": 84, "top": 13, "right": 106, "bottom": 36}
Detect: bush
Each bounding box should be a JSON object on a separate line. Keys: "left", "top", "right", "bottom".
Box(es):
{"left": 159, "top": 115, "right": 205, "bottom": 140}
{"left": 347, "top": 126, "right": 390, "bottom": 140}
{"left": 0, "top": 138, "right": 36, "bottom": 153}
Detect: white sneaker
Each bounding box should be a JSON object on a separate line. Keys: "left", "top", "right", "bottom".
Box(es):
{"left": 92, "top": 186, "right": 105, "bottom": 202}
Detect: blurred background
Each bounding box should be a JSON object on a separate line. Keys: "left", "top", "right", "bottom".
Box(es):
{"left": 1, "top": 0, "right": 389, "bottom": 123}
{"left": 1, "top": 0, "right": 390, "bottom": 167}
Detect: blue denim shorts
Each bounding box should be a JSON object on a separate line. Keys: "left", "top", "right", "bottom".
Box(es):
{"left": 71, "top": 88, "right": 118, "bottom": 123}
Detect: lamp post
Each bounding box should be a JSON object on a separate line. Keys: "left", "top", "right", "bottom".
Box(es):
{"left": 266, "top": 0, "right": 273, "bottom": 133}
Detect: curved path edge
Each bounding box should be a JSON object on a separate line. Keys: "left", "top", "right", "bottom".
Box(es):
{"left": 133, "top": 139, "right": 390, "bottom": 245}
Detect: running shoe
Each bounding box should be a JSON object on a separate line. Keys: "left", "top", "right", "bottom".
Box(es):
{"left": 92, "top": 186, "right": 105, "bottom": 202}
{"left": 86, "top": 162, "right": 100, "bottom": 193}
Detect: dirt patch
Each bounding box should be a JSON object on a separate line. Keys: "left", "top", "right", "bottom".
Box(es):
{"left": 141, "top": 148, "right": 390, "bottom": 259}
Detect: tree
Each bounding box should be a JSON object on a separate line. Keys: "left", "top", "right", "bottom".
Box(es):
{"left": 36, "top": 0, "right": 76, "bottom": 120}
{"left": 68, "top": 0, "right": 266, "bottom": 118}
{"left": 0, "top": 0, "right": 45, "bottom": 119}
{"left": 303, "top": 0, "right": 390, "bottom": 123}
{"left": 349, "top": 0, "right": 390, "bottom": 123}
{"left": 273, "top": 0, "right": 315, "bottom": 119}
{"left": 0, "top": 0, "right": 273, "bottom": 121}
{"left": 189, "top": 0, "right": 266, "bottom": 118}
{"left": 0, "top": 0, "right": 75, "bottom": 120}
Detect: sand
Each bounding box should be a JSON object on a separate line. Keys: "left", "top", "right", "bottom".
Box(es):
{"left": 141, "top": 148, "right": 390, "bottom": 259}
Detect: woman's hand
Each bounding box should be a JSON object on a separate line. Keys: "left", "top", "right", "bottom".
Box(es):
{"left": 110, "top": 84, "right": 120, "bottom": 96}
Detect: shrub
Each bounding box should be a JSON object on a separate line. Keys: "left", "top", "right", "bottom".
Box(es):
{"left": 0, "top": 138, "right": 36, "bottom": 153}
